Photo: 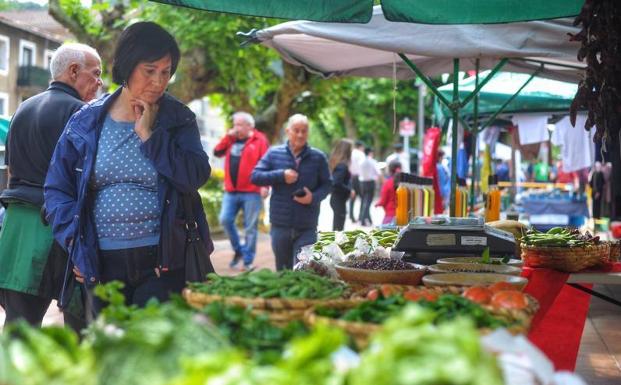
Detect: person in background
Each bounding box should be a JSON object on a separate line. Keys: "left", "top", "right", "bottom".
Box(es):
{"left": 385, "top": 142, "right": 410, "bottom": 173}
{"left": 533, "top": 160, "right": 550, "bottom": 183}
{"left": 436, "top": 150, "right": 450, "bottom": 211}
{"left": 375, "top": 160, "right": 401, "bottom": 224}
{"left": 358, "top": 147, "right": 379, "bottom": 227}
{"left": 45, "top": 22, "right": 213, "bottom": 315}
{"left": 214, "top": 112, "right": 269, "bottom": 271}
{"left": 251, "top": 114, "right": 331, "bottom": 270}
{"left": 328, "top": 139, "right": 353, "bottom": 231}
{"left": 590, "top": 161, "right": 605, "bottom": 219}
{"left": 348, "top": 140, "right": 365, "bottom": 223}
{"left": 0, "top": 43, "right": 102, "bottom": 329}
{"left": 495, "top": 159, "right": 510, "bottom": 182}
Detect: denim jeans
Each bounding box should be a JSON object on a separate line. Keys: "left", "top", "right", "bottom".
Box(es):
{"left": 219, "top": 192, "right": 262, "bottom": 265}
{"left": 270, "top": 226, "right": 317, "bottom": 270}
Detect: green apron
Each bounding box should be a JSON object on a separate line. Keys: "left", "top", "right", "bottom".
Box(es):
{"left": 0, "top": 202, "right": 54, "bottom": 296}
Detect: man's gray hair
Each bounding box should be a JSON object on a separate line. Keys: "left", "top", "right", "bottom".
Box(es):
{"left": 286, "top": 113, "right": 309, "bottom": 128}
{"left": 232, "top": 111, "right": 255, "bottom": 127}
{"left": 50, "top": 43, "right": 100, "bottom": 80}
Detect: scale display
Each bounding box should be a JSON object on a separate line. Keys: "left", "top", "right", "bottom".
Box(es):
{"left": 394, "top": 217, "right": 516, "bottom": 265}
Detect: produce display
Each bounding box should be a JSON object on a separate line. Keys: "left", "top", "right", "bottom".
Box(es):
{"left": 0, "top": 282, "right": 507, "bottom": 385}
{"left": 199, "top": 302, "right": 308, "bottom": 364}
{"left": 188, "top": 269, "right": 347, "bottom": 299}
{"left": 348, "top": 305, "right": 504, "bottom": 385}
{"left": 345, "top": 257, "right": 414, "bottom": 271}
{"left": 313, "top": 229, "right": 399, "bottom": 254}
{"left": 316, "top": 293, "right": 513, "bottom": 330}
{"left": 521, "top": 227, "right": 600, "bottom": 247}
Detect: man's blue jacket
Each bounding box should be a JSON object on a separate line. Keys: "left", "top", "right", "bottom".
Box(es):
{"left": 44, "top": 88, "right": 212, "bottom": 306}
{"left": 251, "top": 143, "right": 331, "bottom": 230}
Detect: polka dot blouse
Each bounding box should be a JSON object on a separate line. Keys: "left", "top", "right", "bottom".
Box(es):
{"left": 90, "top": 115, "right": 160, "bottom": 250}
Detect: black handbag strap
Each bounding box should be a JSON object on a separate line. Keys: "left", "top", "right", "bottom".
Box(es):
{"left": 181, "top": 194, "right": 200, "bottom": 241}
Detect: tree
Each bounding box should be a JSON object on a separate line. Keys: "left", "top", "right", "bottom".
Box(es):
{"left": 47, "top": 0, "right": 424, "bottom": 152}
{"left": 49, "top": 0, "right": 312, "bottom": 141}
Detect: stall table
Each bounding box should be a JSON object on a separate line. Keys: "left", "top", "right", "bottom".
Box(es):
{"left": 522, "top": 262, "right": 621, "bottom": 370}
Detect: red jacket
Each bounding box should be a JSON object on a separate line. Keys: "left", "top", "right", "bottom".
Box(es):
{"left": 214, "top": 130, "right": 269, "bottom": 193}
{"left": 375, "top": 176, "right": 396, "bottom": 222}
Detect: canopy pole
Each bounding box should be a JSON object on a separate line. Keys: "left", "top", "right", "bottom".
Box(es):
{"left": 470, "top": 59, "right": 480, "bottom": 213}
{"left": 398, "top": 53, "right": 452, "bottom": 108}
{"left": 460, "top": 58, "right": 507, "bottom": 108}
{"left": 478, "top": 65, "right": 544, "bottom": 133}
{"left": 449, "top": 58, "right": 460, "bottom": 217}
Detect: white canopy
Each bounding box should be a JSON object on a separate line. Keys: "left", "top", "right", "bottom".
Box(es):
{"left": 255, "top": 6, "right": 584, "bottom": 83}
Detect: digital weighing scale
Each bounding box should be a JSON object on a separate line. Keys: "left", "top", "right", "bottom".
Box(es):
{"left": 394, "top": 217, "right": 516, "bottom": 265}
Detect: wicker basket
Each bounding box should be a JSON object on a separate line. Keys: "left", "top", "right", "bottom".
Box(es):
{"left": 520, "top": 243, "right": 610, "bottom": 272}
{"left": 182, "top": 288, "right": 363, "bottom": 326}
{"left": 608, "top": 241, "right": 620, "bottom": 262}
{"left": 304, "top": 309, "right": 380, "bottom": 349}
{"left": 305, "top": 293, "right": 539, "bottom": 348}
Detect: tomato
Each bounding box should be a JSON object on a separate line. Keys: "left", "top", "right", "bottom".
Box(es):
{"left": 367, "top": 289, "right": 379, "bottom": 301}
{"left": 462, "top": 286, "right": 493, "bottom": 305}
{"left": 403, "top": 290, "right": 424, "bottom": 302}
{"left": 420, "top": 290, "right": 438, "bottom": 301}
{"left": 380, "top": 284, "right": 400, "bottom": 298}
{"left": 490, "top": 290, "right": 528, "bottom": 310}
{"left": 489, "top": 281, "right": 518, "bottom": 293}
{"left": 403, "top": 289, "right": 438, "bottom": 302}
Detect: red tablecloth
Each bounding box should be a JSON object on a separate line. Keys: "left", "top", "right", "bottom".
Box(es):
{"left": 521, "top": 262, "right": 621, "bottom": 371}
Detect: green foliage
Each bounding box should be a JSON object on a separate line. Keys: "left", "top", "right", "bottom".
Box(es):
{"left": 142, "top": 2, "right": 282, "bottom": 114}
{"left": 54, "top": 0, "right": 429, "bottom": 150}
{"left": 306, "top": 77, "right": 421, "bottom": 156}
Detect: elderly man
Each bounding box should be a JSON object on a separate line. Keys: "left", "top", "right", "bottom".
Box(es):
{"left": 0, "top": 43, "right": 102, "bottom": 328}
{"left": 214, "top": 111, "right": 269, "bottom": 270}
{"left": 251, "top": 114, "right": 331, "bottom": 270}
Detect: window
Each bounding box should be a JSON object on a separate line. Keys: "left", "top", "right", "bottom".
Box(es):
{"left": 0, "top": 92, "right": 9, "bottom": 116}
{"left": 44, "top": 49, "right": 54, "bottom": 69}
{"left": 0, "top": 35, "right": 8, "bottom": 76}
{"left": 19, "top": 40, "right": 37, "bottom": 67}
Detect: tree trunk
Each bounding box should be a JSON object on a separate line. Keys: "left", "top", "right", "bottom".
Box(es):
{"left": 343, "top": 110, "right": 358, "bottom": 140}
{"left": 256, "top": 62, "right": 312, "bottom": 143}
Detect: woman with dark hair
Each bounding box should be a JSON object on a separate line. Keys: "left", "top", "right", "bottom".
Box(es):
{"left": 328, "top": 139, "right": 353, "bottom": 231}
{"left": 44, "top": 22, "right": 213, "bottom": 312}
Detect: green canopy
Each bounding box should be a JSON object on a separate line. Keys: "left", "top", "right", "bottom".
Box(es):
{"left": 150, "top": 0, "right": 583, "bottom": 24}
{"left": 149, "top": 0, "right": 375, "bottom": 22}
{"left": 382, "top": 0, "right": 584, "bottom": 24}
{"left": 436, "top": 72, "right": 578, "bottom": 119}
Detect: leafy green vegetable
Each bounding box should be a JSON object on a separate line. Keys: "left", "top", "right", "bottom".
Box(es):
{"left": 348, "top": 305, "right": 504, "bottom": 385}
{"left": 0, "top": 323, "right": 95, "bottom": 385}
{"left": 317, "top": 295, "right": 511, "bottom": 329}
{"left": 200, "top": 302, "right": 308, "bottom": 364}
{"left": 481, "top": 246, "right": 491, "bottom": 264}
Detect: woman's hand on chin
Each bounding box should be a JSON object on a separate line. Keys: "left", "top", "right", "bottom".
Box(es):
{"left": 131, "top": 98, "right": 159, "bottom": 141}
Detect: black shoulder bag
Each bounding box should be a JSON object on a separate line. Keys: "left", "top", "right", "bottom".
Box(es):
{"left": 182, "top": 194, "right": 215, "bottom": 282}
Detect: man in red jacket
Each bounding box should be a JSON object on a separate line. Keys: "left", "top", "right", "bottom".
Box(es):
{"left": 214, "top": 112, "right": 269, "bottom": 270}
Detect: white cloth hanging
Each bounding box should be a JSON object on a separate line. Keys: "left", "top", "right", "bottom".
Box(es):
{"left": 512, "top": 114, "right": 550, "bottom": 145}
{"left": 553, "top": 115, "right": 595, "bottom": 173}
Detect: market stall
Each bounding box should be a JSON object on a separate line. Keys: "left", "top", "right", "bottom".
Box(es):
{"left": 251, "top": 6, "right": 584, "bottom": 216}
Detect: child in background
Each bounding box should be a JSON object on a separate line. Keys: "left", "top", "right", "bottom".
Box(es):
{"left": 375, "top": 160, "right": 401, "bottom": 224}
